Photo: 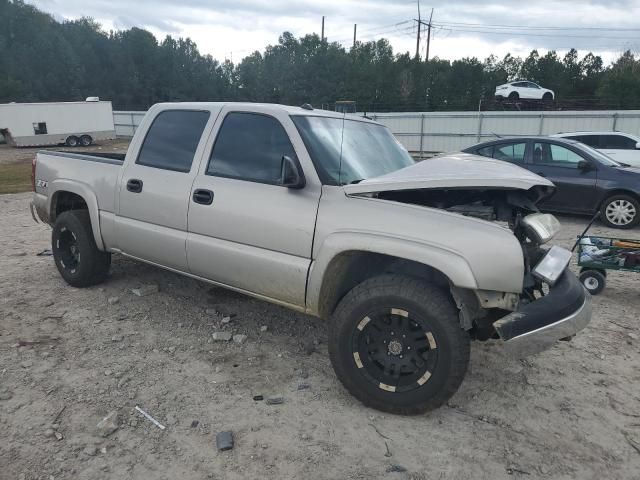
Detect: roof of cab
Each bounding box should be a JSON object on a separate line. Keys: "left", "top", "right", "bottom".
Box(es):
{"left": 150, "top": 102, "right": 379, "bottom": 124}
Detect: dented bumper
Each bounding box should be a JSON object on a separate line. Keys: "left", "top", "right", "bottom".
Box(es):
{"left": 494, "top": 270, "right": 592, "bottom": 357}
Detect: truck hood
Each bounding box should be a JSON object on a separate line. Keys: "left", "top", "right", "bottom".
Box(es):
{"left": 344, "top": 152, "right": 555, "bottom": 195}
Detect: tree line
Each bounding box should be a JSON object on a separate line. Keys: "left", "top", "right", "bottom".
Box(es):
{"left": 1, "top": 0, "right": 639, "bottom": 112}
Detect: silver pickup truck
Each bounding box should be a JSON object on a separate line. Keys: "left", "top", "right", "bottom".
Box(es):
{"left": 31, "top": 102, "right": 591, "bottom": 414}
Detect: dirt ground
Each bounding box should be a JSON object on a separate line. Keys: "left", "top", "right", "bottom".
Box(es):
{"left": 1, "top": 192, "right": 639, "bottom": 480}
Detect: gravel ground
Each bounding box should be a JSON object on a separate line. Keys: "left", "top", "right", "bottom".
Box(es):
{"left": 1, "top": 192, "right": 639, "bottom": 480}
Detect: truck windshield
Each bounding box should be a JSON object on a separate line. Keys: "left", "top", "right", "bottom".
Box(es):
{"left": 291, "top": 115, "right": 414, "bottom": 185}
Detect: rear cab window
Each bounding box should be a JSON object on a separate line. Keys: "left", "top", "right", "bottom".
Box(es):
{"left": 136, "top": 110, "right": 211, "bottom": 172}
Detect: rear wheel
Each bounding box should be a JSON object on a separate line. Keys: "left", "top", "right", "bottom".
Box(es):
{"left": 579, "top": 269, "right": 606, "bottom": 295}
{"left": 601, "top": 194, "right": 639, "bottom": 229}
{"left": 79, "top": 135, "right": 92, "bottom": 146}
{"left": 65, "top": 135, "right": 79, "bottom": 147}
{"left": 329, "top": 274, "right": 470, "bottom": 415}
{"left": 52, "top": 210, "right": 111, "bottom": 287}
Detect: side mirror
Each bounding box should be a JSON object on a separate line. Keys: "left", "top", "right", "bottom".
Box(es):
{"left": 636, "top": 142, "right": 640, "bottom": 150}
{"left": 577, "top": 160, "right": 592, "bottom": 171}
{"left": 281, "top": 155, "right": 305, "bottom": 189}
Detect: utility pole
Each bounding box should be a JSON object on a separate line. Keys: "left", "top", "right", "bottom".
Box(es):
{"left": 415, "top": 1, "right": 421, "bottom": 59}
{"left": 415, "top": 7, "right": 434, "bottom": 62}
{"left": 425, "top": 8, "right": 434, "bottom": 62}
{"left": 321, "top": 16, "right": 325, "bottom": 42}
{"left": 353, "top": 24, "right": 357, "bottom": 47}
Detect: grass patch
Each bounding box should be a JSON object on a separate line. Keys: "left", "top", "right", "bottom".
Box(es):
{"left": 0, "top": 162, "right": 32, "bottom": 194}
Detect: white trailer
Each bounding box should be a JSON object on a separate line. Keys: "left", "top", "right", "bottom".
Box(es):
{"left": 0, "top": 100, "right": 116, "bottom": 147}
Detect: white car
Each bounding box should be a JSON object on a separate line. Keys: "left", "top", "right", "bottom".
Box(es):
{"left": 551, "top": 131, "right": 640, "bottom": 167}
{"left": 495, "top": 81, "right": 554, "bottom": 103}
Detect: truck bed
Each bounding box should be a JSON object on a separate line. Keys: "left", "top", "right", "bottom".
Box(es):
{"left": 44, "top": 150, "right": 125, "bottom": 165}
{"left": 33, "top": 149, "right": 126, "bottom": 222}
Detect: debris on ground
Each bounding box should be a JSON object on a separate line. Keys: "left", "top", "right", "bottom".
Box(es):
{"left": 252, "top": 395, "right": 264, "bottom": 401}
{"left": 260, "top": 325, "right": 268, "bottom": 332}
{"left": 131, "top": 284, "right": 159, "bottom": 297}
{"left": 96, "top": 411, "right": 120, "bottom": 437}
{"left": 221, "top": 316, "right": 232, "bottom": 324}
{"left": 216, "top": 431, "right": 234, "bottom": 451}
{"left": 108, "top": 296, "right": 120, "bottom": 305}
{"left": 36, "top": 249, "right": 53, "bottom": 256}
{"left": 233, "top": 334, "right": 247, "bottom": 344}
{"left": 17, "top": 336, "right": 60, "bottom": 346}
{"left": 386, "top": 465, "right": 407, "bottom": 473}
{"left": 0, "top": 390, "right": 13, "bottom": 401}
{"left": 134, "top": 406, "right": 166, "bottom": 430}
{"left": 190, "top": 420, "right": 199, "bottom": 428}
{"left": 266, "top": 396, "right": 284, "bottom": 405}
{"left": 212, "top": 332, "right": 232, "bottom": 341}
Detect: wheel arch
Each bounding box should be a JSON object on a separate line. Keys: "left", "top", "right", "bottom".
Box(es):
{"left": 599, "top": 189, "right": 640, "bottom": 209}
{"left": 307, "top": 234, "right": 479, "bottom": 320}
{"left": 49, "top": 180, "right": 104, "bottom": 250}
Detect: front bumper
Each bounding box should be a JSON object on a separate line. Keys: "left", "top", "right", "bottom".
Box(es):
{"left": 493, "top": 269, "right": 592, "bottom": 358}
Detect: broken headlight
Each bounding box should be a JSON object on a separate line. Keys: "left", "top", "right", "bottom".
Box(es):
{"left": 522, "top": 213, "right": 560, "bottom": 244}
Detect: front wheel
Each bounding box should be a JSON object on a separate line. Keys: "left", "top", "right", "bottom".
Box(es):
{"left": 601, "top": 194, "right": 639, "bottom": 229}
{"left": 52, "top": 210, "right": 111, "bottom": 287}
{"left": 328, "top": 274, "right": 470, "bottom": 415}
{"left": 508, "top": 91, "right": 519, "bottom": 101}
{"left": 542, "top": 92, "right": 553, "bottom": 104}
{"left": 79, "top": 135, "right": 92, "bottom": 146}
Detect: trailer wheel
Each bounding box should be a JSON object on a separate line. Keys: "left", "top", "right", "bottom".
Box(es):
{"left": 79, "top": 135, "right": 92, "bottom": 147}
{"left": 579, "top": 269, "right": 606, "bottom": 295}
{"left": 65, "top": 135, "right": 79, "bottom": 147}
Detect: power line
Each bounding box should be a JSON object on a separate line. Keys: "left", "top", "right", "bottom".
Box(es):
{"left": 432, "top": 21, "right": 640, "bottom": 32}
{"left": 433, "top": 25, "right": 637, "bottom": 40}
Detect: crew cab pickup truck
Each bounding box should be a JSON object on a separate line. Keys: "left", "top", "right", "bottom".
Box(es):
{"left": 31, "top": 102, "right": 592, "bottom": 414}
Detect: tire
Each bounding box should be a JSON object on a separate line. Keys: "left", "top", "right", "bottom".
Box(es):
{"left": 65, "top": 135, "right": 79, "bottom": 147}
{"left": 508, "top": 91, "right": 519, "bottom": 101}
{"left": 579, "top": 269, "right": 606, "bottom": 295}
{"left": 601, "top": 194, "right": 640, "bottom": 229}
{"left": 52, "top": 210, "right": 111, "bottom": 288}
{"left": 79, "top": 135, "right": 92, "bottom": 146}
{"left": 542, "top": 92, "right": 553, "bottom": 104}
{"left": 328, "top": 274, "right": 470, "bottom": 415}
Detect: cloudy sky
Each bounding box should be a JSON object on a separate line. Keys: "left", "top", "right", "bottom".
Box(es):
{"left": 32, "top": 0, "right": 640, "bottom": 64}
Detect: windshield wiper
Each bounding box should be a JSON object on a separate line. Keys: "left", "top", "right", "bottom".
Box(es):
{"left": 350, "top": 178, "right": 365, "bottom": 184}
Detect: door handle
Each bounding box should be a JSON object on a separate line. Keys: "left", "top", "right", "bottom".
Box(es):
{"left": 126, "top": 178, "right": 143, "bottom": 193}
{"left": 192, "top": 189, "right": 214, "bottom": 205}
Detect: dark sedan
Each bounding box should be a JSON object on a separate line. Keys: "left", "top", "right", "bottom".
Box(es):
{"left": 463, "top": 137, "right": 640, "bottom": 229}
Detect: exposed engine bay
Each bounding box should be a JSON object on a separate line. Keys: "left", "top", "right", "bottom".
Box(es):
{"left": 376, "top": 186, "right": 558, "bottom": 338}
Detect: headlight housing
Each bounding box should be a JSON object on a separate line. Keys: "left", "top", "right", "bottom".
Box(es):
{"left": 522, "top": 213, "right": 561, "bottom": 244}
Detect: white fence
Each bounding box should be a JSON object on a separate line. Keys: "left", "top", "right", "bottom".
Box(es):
{"left": 368, "top": 110, "right": 640, "bottom": 155}
{"left": 113, "top": 110, "right": 146, "bottom": 137}
{"left": 113, "top": 109, "right": 640, "bottom": 156}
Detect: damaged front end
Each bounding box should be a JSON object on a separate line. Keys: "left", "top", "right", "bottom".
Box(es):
{"left": 375, "top": 185, "right": 592, "bottom": 357}
{"left": 344, "top": 154, "right": 592, "bottom": 356}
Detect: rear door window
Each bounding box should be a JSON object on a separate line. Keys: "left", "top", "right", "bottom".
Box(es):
{"left": 601, "top": 134, "right": 636, "bottom": 149}
{"left": 475, "top": 146, "right": 494, "bottom": 158}
{"left": 136, "top": 110, "right": 210, "bottom": 172}
{"left": 492, "top": 142, "right": 527, "bottom": 164}
{"left": 568, "top": 135, "right": 600, "bottom": 148}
